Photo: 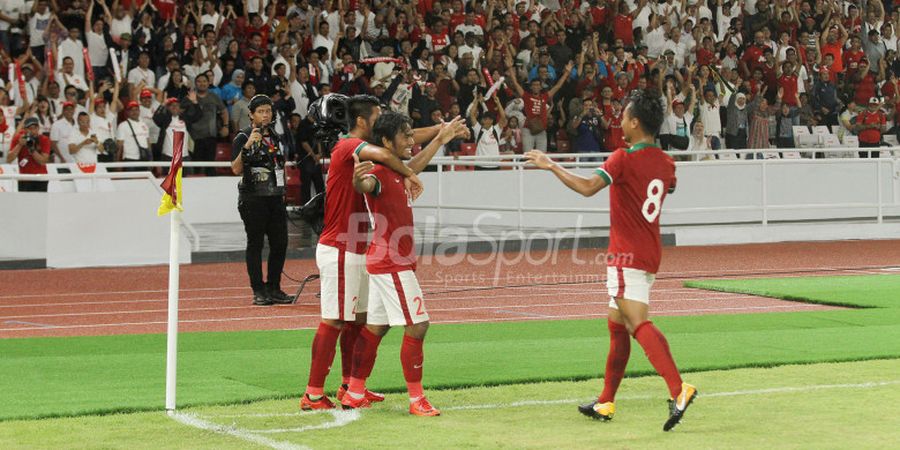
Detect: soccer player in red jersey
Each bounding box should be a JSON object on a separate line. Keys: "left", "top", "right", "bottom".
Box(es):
{"left": 524, "top": 89, "right": 698, "bottom": 431}
{"left": 340, "top": 112, "right": 464, "bottom": 416}
{"left": 301, "top": 95, "right": 467, "bottom": 411}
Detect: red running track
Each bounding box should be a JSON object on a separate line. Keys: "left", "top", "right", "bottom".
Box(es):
{"left": 1, "top": 240, "right": 898, "bottom": 338}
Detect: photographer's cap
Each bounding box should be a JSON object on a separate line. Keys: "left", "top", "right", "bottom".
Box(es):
{"left": 24, "top": 117, "right": 39, "bottom": 128}
{"left": 249, "top": 94, "right": 273, "bottom": 112}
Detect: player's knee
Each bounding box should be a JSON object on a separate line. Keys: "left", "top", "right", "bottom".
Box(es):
{"left": 366, "top": 324, "right": 390, "bottom": 337}
{"left": 405, "top": 321, "right": 429, "bottom": 339}
{"left": 322, "top": 319, "right": 344, "bottom": 328}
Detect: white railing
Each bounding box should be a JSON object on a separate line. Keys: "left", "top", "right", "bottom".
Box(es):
{"left": 0, "top": 170, "right": 201, "bottom": 251}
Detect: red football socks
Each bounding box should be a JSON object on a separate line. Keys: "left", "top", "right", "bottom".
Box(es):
{"left": 347, "top": 328, "right": 383, "bottom": 396}
{"left": 401, "top": 335, "right": 425, "bottom": 400}
{"left": 633, "top": 321, "right": 683, "bottom": 398}
{"left": 340, "top": 322, "right": 363, "bottom": 385}
{"left": 598, "top": 319, "right": 631, "bottom": 403}
{"left": 305, "top": 322, "right": 342, "bottom": 396}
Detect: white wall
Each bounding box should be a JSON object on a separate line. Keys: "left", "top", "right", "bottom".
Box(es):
{"left": 1, "top": 179, "right": 190, "bottom": 267}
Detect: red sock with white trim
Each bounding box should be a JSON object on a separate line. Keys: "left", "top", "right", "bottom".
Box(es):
{"left": 598, "top": 319, "right": 630, "bottom": 403}
{"left": 305, "top": 322, "right": 342, "bottom": 398}
{"left": 401, "top": 335, "right": 425, "bottom": 401}
{"left": 347, "top": 328, "right": 383, "bottom": 398}
{"left": 340, "top": 322, "right": 362, "bottom": 385}
{"left": 633, "top": 321, "right": 683, "bottom": 398}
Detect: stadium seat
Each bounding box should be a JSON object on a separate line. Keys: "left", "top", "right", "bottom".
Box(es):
{"left": 284, "top": 164, "right": 302, "bottom": 207}
{"left": 215, "top": 143, "right": 233, "bottom": 176}
{"left": 457, "top": 143, "right": 476, "bottom": 171}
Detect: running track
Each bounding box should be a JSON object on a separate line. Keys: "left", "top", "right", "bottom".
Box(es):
{"left": 1, "top": 240, "right": 898, "bottom": 338}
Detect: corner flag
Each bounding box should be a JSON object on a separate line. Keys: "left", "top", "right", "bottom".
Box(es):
{"left": 158, "top": 131, "right": 185, "bottom": 216}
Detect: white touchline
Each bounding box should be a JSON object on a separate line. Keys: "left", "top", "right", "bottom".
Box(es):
{"left": 169, "top": 411, "right": 310, "bottom": 450}
{"left": 440, "top": 379, "right": 900, "bottom": 412}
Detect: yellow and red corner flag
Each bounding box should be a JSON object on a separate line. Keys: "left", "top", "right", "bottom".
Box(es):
{"left": 158, "top": 131, "right": 185, "bottom": 216}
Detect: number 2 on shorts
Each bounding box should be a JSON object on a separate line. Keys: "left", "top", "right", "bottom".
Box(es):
{"left": 642, "top": 179, "right": 664, "bottom": 223}
{"left": 412, "top": 296, "right": 425, "bottom": 316}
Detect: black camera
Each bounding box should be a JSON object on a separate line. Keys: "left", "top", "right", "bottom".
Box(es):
{"left": 22, "top": 133, "right": 38, "bottom": 151}
{"left": 308, "top": 93, "right": 350, "bottom": 134}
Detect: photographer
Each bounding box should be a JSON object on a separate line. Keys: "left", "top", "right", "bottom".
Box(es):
{"left": 569, "top": 97, "right": 604, "bottom": 161}
{"left": 6, "top": 118, "right": 51, "bottom": 192}
{"left": 231, "top": 94, "right": 294, "bottom": 307}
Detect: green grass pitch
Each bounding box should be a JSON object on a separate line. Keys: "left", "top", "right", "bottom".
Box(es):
{"left": 0, "top": 274, "right": 898, "bottom": 448}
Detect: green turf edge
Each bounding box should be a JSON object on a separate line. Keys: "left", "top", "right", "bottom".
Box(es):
{"left": 681, "top": 281, "right": 871, "bottom": 309}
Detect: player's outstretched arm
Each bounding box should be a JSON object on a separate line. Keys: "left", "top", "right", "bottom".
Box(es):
{"left": 524, "top": 150, "right": 608, "bottom": 197}
{"left": 407, "top": 116, "right": 470, "bottom": 174}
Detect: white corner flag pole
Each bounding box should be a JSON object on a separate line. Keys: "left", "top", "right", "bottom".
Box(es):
{"left": 165, "top": 210, "right": 181, "bottom": 414}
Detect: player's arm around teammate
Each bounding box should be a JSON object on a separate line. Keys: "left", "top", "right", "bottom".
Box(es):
{"left": 340, "top": 114, "right": 466, "bottom": 416}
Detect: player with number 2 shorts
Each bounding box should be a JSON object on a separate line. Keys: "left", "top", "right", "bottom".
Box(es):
{"left": 525, "top": 89, "right": 697, "bottom": 431}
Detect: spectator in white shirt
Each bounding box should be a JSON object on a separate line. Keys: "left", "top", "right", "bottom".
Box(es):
{"left": 58, "top": 27, "right": 86, "bottom": 80}
{"left": 138, "top": 89, "right": 162, "bottom": 158}
{"left": 459, "top": 33, "right": 483, "bottom": 68}
{"left": 27, "top": 0, "right": 52, "bottom": 56}
{"left": 0, "top": 0, "right": 27, "bottom": 53}
{"left": 50, "top": 102, "right": 78, "bottom": 162}
{"left": 56, "top": 57, "right": 90, "bottom": 93}
{"left": 85, "top": 4, "right": 110, "bottom": 82}
{"left": 468, "top": 93, "right": 508, "bottom": 170}
{"left": 456, "top": 12, "right": 484, "bottom": 36}
{"left": 117, "top": 101, "right": 151, "bottom": 163}
{"left": 109, "top": 5, "right": 133, "bottom": 43}
{"left": 128, "top": 52, "right": 156, "bottom": 100}
{"left": 201, "top": 1, "right": 223, "bottom": 29}
{"left": 11, "top": 64, "right": 40, "bottom": 107}
{"left": 312, "top": 21, "right": 335, "bottom": 61}
{"left": 698, "top": 88, "right": 723, "bottom": 148}
{"left": 67, "top": 112, "right": 100, "bottom": 164}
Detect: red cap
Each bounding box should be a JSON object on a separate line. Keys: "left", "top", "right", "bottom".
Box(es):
{"left": 126, "top": 100, "right": 140, "bottom": 109}
{"left": 672, "top": 100, "right": 684, "bottom": 108}
{"left": 93, "top": 98, "right": 106, "bottom": 105}
{"left": 62, "top": 101, "right": 75, "bottom": 108}
{"left": 140, "top": 89, "right": 153, "bottom": 98}
{"left": 165, "top": 97, "right": 179, "bottom": 105}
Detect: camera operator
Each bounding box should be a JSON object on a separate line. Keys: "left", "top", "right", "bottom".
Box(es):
{"left": 231, "top": 94, "right": 295, "bottom": 306}
{"left": 6, "top": 117, "right": 51, "bottom": 192}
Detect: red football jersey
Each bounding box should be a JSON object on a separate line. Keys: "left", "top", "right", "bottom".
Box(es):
{"left": 595, "top": 143, "right": 676, "bottom": 273}
{"left": 364, "top": 165, "right": 416, "bottom": 274}
{"left": 319, "top": 137, "right": 370, "bottom": 254}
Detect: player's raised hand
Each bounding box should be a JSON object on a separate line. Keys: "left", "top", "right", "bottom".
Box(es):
{"left": 352, "top": 152, "right": 375, "bottom": 185}
{"left": 438, "top": 116, "right": 468, "bottom": 143}
{"left": 524, "top": 150, "right": 555, "bottom": 170}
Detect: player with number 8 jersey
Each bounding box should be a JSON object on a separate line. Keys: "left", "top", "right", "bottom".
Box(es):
{"left": 525, "top": 89, "right": 696, "bottom": 432}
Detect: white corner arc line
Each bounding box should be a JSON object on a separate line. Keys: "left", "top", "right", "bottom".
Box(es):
{"left": 169, "top": 411, "right": 311, "bottom": 450}
{"left": 242, "top": 410, "right": 362, "bottom": 434}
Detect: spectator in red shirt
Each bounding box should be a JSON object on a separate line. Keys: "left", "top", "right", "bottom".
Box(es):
{"left": 777, "top": 61, "right": 801, "bottom": 107}
{"left": 856, "top": 97, "right": 886, "bottom": 157}
{"left": 507, "top": 61, "right": 574, "bottom": 152}
{"left": 740, "top": 31, "right": 769, "bottom": 78}
{"left": 6, "top": 118, "right": 52, "bottom": 192}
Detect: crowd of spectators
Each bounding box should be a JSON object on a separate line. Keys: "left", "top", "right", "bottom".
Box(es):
{"left": 1, "top": 0, "right": 899, "bottom": 182}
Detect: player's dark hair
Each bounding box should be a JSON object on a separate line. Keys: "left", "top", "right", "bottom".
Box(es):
{"left": 626, "top": 89, "right": 665, "bottom": 137}
{"left": 371, "top": 111, "right": 412, "bottom": 148}
{"left": 347, "top": 95, "right": 382, "bottom": 130}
